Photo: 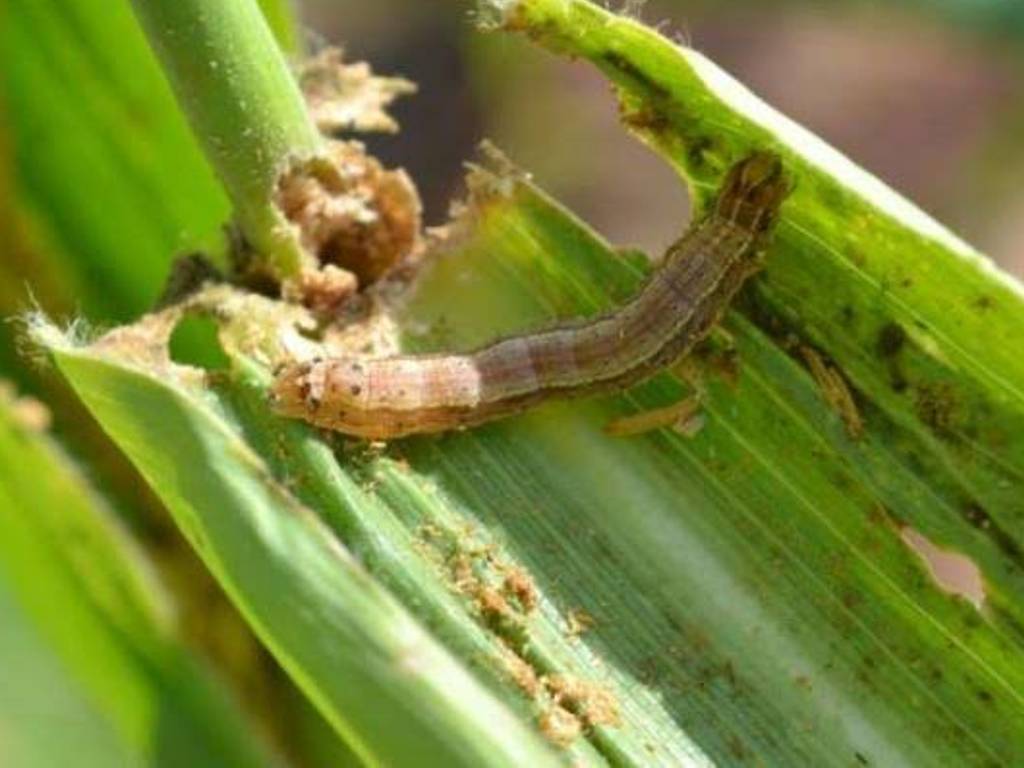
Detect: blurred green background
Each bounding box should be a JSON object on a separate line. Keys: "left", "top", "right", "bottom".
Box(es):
{"left": 302, "top": 0, "right": 1024, "bottom": 276}
{"left": 1, "top": 0, "right": 1022, "bottom": 765}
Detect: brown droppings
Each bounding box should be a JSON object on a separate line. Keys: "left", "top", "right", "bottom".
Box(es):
{"left": 566, "top": 609, "right": 596, "bottom": 638}
{"left": 440, "top": 538, "right": 538, "bottom": 636}
{"left": 422, "top": 527, "right": 623, "bottom": 746}
{"left": 293, "top": 264, "right": 358, "bottom": 315}
{"left": 544, "top": 674, "right": 622, "bottom": 728}
{"left": 539, "top": 706, "right": 582, "bottom": 748}
{"left": 299, "top": 47, "right": 415, "bottom": 135}
{"left": 500, "top": 644, "right": 541, "bottom": 698}
{"left": 477, "top": 586, "right": 514, "bottom": 625}
{"left": 275, "top": 140, "right": 422, "bottom": 289}
{"left": 448, "top": 552, "right": 477, "bottom": 593}
{"left": 800, "top": 346, "right": 865, "bottom": 440}
{"left": 502, "top": 567, "right": 538, "bottom": 613}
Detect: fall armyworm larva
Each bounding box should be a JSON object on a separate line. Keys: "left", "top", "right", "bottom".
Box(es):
{"left": 271, "top": 151, "right": 790, "bottom": 439}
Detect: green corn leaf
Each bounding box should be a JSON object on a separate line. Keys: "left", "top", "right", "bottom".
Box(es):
{"left": 0, "top": 391, "right": 280, "bottom": 767}
{"left": 37, "top": 316, "right": 566, "bottom": 768}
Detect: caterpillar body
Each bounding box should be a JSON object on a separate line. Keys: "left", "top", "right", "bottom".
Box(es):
{"left": 271, "top": 152, "right": 789, "bottom": 439}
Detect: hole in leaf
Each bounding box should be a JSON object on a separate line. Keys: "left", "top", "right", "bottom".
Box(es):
{"left": 168, "top": 315, "right": 230, "bottom": 371}
{"left": 900, "top": 527, "right": 985, "bottom": 610}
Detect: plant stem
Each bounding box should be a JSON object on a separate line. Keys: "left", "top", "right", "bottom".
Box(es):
{"left": 131, "top": 0, "right": 322, "bottom": 279}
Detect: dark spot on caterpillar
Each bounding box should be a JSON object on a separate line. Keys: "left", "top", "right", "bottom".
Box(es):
{"left": 350, "top": 384, "right": 362, "bottom": 396}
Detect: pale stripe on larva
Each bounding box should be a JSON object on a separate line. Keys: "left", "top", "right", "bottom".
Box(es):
{"left": 271, "top": 151, "right": 790, "bottom": 439}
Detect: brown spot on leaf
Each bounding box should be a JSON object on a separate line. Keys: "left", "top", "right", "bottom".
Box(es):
{"left": 973, "top": 295, "right": 995, "bottom": 312}
{"left": 914, "top": 382, "right": 958, "bottom": 433}
{"left": 600, "top": 50, "right": 671, "bottom": 100}
{"left": 876, "top": 322, "right": 906, "bottom": 358}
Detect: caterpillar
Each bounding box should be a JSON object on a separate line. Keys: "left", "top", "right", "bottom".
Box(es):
{"left": 271, "top": 151, "right": 789, "bottom": 439}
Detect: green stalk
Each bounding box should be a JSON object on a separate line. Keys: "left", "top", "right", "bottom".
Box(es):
{"left": 130, "top": 0, "right": 322, "bottom": 279}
